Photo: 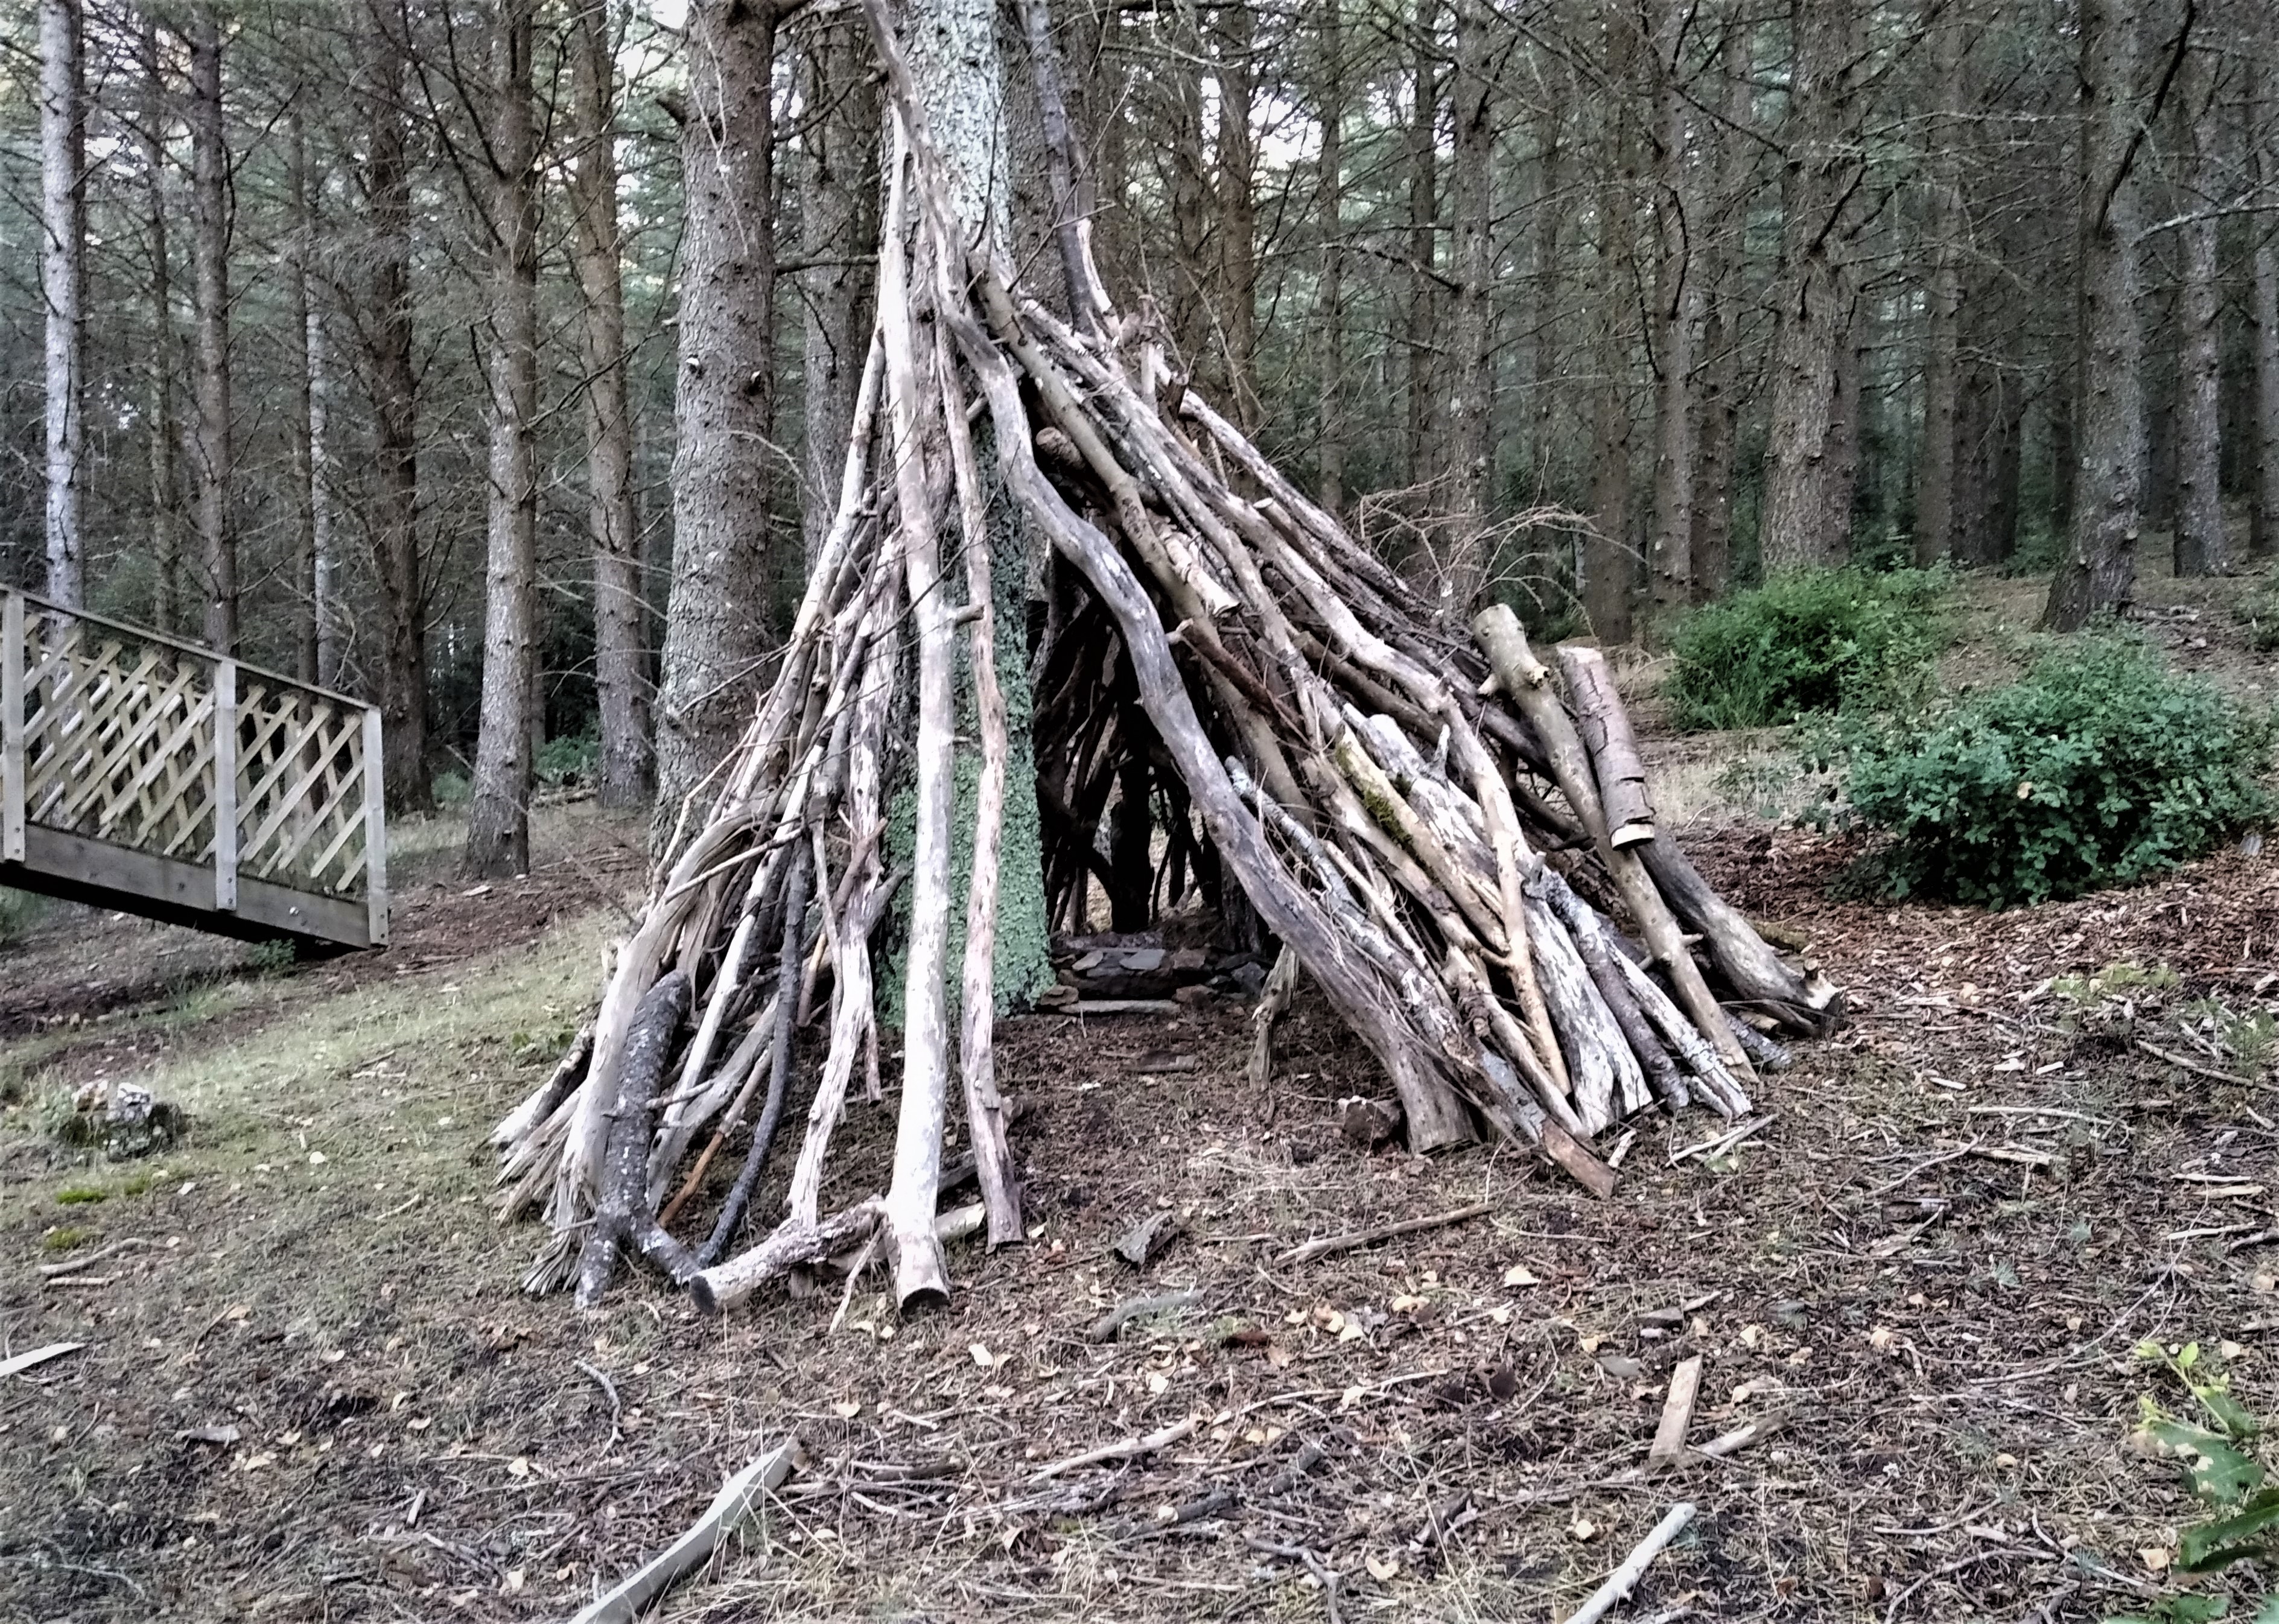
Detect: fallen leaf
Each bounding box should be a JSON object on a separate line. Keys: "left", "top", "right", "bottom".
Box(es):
{"left": 1503, "top": 1264, "right": 1540, "bottom": 1287}
{"left": 1596, "top": 1353, "right": 1644, "bottom": 1381}
{"left": 970, "top": 1342, "right": 996, "bottom": 1369}
{"left": 1146, "top": 1372, "right": 1171, "bottom": 1395}
{"left": 1569, "top": 1518, "right": 1598, "bottom": 1542}
{"left": 2140, "top": 1547, "right": 2172, "bottom": 1573}
{"left": 831, "top": 1400, "right": 861, "bottom": 1419}
{"left": 507, "top": 1457, "right": 530, "bottom": 1479}
{"left": 179, "top": 1425, "right": 241, "bottom": 1446}
{"left": 1366, "top": 1554, "right": 1400, "bottom": 1581}
{"left": 1390, "top": 1293, "right": 1428, "bottom": 1315}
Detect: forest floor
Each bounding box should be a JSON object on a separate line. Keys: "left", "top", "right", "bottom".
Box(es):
{"left": 4, "top": 559, "right": 2278, "bottom": 1624}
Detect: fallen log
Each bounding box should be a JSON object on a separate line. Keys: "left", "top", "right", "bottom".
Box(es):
{"left": 574, "top": 972, "right": 691, "bottom": 1310}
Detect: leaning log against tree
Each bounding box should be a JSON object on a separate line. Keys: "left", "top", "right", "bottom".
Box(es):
{"left": 493, "top": 0, "right": 1839, "bottom": 1317}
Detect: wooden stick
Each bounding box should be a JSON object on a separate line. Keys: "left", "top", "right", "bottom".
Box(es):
{"left": 1647, "top": 1356, "right": 1702, "bottom": 1471}
{"left": 1696, "top": 1410, "right": 1786, "bottom": 1459}
{"left": 1277, "top": 1200, "right": 1496, "bottom": 1265}
{"left": 569, "top": 1438, "right": 800, "bottom": 1624}
{"left": 937, "top": 331, "right": 1022, "bottom": 1251}
{"left": 877, "top": 121, "right": 954, "bottom": 1308}
{"left": 1247, "top": 945, "right": 1301, "bottom": 1093}
{"left": 1562, "top": 1502, "right": 1697, "bottom": 1624}
{"left": 1028, "top": 1416, "right": 1198, "bottom": 1480}
{"left": 1, "top": 1342, "right": 84, "bottom": 1379}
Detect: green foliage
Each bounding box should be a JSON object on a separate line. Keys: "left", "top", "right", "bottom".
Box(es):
{"left": 2108, "top": 1342, "right": 2279, "bottom": 1622}
{"left": 1665, "top": 567, "right": 1951, "bottom": 731}
{"left": 431, "top": 770, "right": 472, "bottom": 809}
{"left": 246, "top": 939, "right": 297, "bottom": 975}
{"left": 54, "top": 1183, "right": 109, "bottom": 1205}
{"left": 536, "top": 730, "right": 601, "bottom": 790}
{"left": 1817, "top": 638, "right": 2272, "bottom": 907}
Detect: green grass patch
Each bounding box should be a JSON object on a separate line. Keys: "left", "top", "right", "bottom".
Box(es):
{"left": 54, "top": 1183, "right": 109, "bottom": 1205}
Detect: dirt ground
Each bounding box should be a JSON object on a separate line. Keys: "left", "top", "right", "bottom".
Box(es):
{"left": 5, "top": 588, "right": 2278, "bottom": 1623}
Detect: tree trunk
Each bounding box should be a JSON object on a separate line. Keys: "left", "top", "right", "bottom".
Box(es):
{"left": 2043, "top": 0, "right": 2144, "bottom": 630}
{"left": 1530, "top": 104, "right": 1566, "bottom": 496}
{"left": 1212, "top": 0, "right": 1259, "bottom": 430}
{"left": 2172, "top": 34, "right": 2225, "bottom": 577}
{"left": 287, "top": 104, "right": 322, "bottom": 684}
{"left": 1585, "top": 10, "right": 1638, "bottom": 643}
{"left": 466, "top": 0, "right": 545, "bottom": 880}
{"left": 188, "top": 4, "right": 235, "bottom": 651}
{"left": 1315, "top": 0, "right": 1345, "bottom": 513}
{"left": 136, "top": 11, "right": 182, "bottom": 633}
{"left": 363, "top": 0, "right": 430, "bottom": 810}
{"left": 40, "top": 0, "right": 85, "bottom": 608}
{"left": 2256, "top": 69, "right": 2279, "bottom": 559}
{"left": 1405, "top": 0, "right": 1439, "bottom": 490}
{"left": 800, "top": 13, "right": 880, "bottom": 563}
{"left": 1440, "top": 0, "right": 1495, "bottom": 619}
{"left": 1912, "top": 4, "right": 1965, "bottom": 567}
{"left": 1645, "top": 0, "right": 1694, "bottom": 632}
{"left": 656, "top": 0, "right": 780, "bottom": 834}
{"left": 1688, "top": 6, "right": 1751, "bottom": 603}
{"left": 569, "top": 0, "right": 654, "bottom": 807}
{"left": 1758, "top": 0, "right": 1861, "bottom": 573}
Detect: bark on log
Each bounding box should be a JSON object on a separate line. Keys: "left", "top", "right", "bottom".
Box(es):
{"left": 574, "top": 971, "right": 693, "bottom": 1309}
{"left": 1554, "top": 644, "right": 1656, "bottom": 848}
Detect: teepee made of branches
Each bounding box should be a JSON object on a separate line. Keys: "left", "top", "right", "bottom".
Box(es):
{"left": 492, "top": 0, "right": 1842, "bottom": 1315}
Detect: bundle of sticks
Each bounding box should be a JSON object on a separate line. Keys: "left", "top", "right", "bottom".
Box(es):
{"left": 491, "top": 0, "right": 1840, "bottom": 1315}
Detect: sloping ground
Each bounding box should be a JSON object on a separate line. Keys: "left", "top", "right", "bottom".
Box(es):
{"left": 4, "top": 801, "right": 2276, "bottom": 1622}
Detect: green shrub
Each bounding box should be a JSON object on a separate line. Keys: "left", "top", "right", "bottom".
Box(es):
{"left": 1820, "top": 637, "right": 2272, "bottom": 907}
{"left": 2238, "top": 578, "right": 2279, "bottom": 655}
{"left": 536, "top": 729, "right": 600, "bottom": 790}
{"left": 1665, "top": 566, "right": 1950, "bottom": 731}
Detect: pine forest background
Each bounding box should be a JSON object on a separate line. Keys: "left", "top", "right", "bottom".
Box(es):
{"left": 2, "top": 0, "right": 2275, "bottom": 825}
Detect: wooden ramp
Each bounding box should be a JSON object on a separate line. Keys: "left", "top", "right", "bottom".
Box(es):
{"left": 1, "top": 589, "right": 386, "bottom": 951}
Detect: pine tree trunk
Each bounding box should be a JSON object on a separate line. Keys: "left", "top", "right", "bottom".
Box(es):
{"left": 1441, "top": 0, "right": 1495, "bottom": 618}
{"left": 1405, "top": 0, "right": 1440, "bottom": 490}
{"left": 1913, "top": 6, "right": 1965, "bottom": 567}
{"left": 1645, "top": 0, "right": 1694, "bottom": 631}
{"left": 364, "top": 0, "right": 430, "bottom": 810}
{"left": 1585, "top": 10, "right": 1638, "bottom": 643}
{"left": 1759, "top": 0, "right": 1861, "bottom": 573}
{"left": 287, "top": 105, "right": 322, "bottom": 684}
{"left": 799, "top": 14, "right": 880, "bottom": 562}
{"left": 1213, "top": 0, "right": 1259, "bottom": 430}
{"left": 656, "top": 0, "right": 780, "bottom": 832}
{"left": 2256, "top": 109, "right": 2279, "bottom": 559}
{"left": 1315, "top": 0, "right": 1345, "bottom": 514}
{"left": 466, "top": 0, "right": 544, "bottom": 879}
{"left": 1529, "top": 105, "right": 1566, "bottom": 495}
{"left": 136, "top": 12, "right": 180, "bottom": 633}
{"left": 569, "top": 0, "right": 654, "bottom": 807}
{"left": 2172, "top": 36, "right": 2225, "bottom": 577}
{"left": 40, "top": 0, "right": 84, "bottom": 608}
{"left": 1688, "top": 8, "right": 1751, "bottom": 604}
{"left": 189, "top": 4, "right": 235, "bottom": 651}
{"left": 2043, "top": 0, "right": 2144, "bottom": 630}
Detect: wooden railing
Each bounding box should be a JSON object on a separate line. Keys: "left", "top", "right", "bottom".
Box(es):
{"left": 1, "top": 589, "right": 387, "bottom": 949}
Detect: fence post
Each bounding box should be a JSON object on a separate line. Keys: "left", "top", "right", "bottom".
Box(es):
{"left": 213, "top": 658, "right": 237, "bottom": 912}
{"left": 362, "top": 705, "right": 388, "bottom": 946}
{"left": 2, "top": 592, "right": 22, "bottom": 864}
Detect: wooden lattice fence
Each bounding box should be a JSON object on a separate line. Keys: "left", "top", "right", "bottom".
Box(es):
{"left": 1, "top": 589, "right": 387, "bottom": 949}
